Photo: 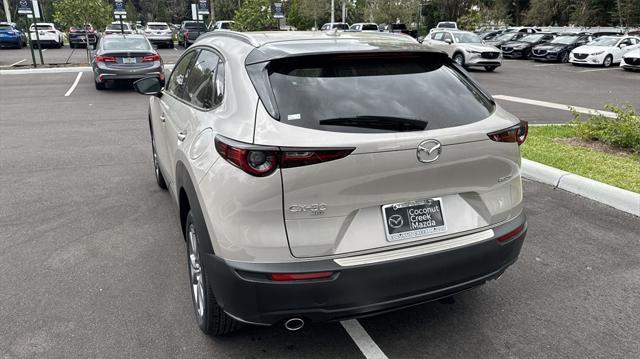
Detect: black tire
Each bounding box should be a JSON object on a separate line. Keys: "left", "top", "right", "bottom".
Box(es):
{"left": 70, "top": 43, "right": 76, "bottom": 49}
{"left": 185, "top": 211, "right": 242, "bottom": 336}
{"left": 453, "top": 53, "right": 465, "bottom": 67}
{"left": 603, "top": 55, "right": 613, "bottom": 67}
{"left": 94, "top": 80, "right": 106, "bottom": 90}
{"left": 151, "top": 133, "right": 167, "bottom": 190}
{"left": 168, "top": 41, "right": 174, "bottom": 49}
{"left": 523, "top": 49, "right": 531, "bottom": 59}
{"left": 15, "top": 40, "right": 22, "bottom": 49}
{"left": 484, "top": 66, "right": 498, "bottom": 72}
{"left": 560, "top": 51, "right": 569, "bottom": 63}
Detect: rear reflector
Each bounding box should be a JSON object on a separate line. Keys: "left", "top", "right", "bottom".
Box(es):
{"left": 488, "top": 121, "right": 528, "bottom": 145}
{"left": 496, "top": 224, "right": 525, "bottom": 243}
{"left": 270, "top": 272, "right": 334, "bottom": 281}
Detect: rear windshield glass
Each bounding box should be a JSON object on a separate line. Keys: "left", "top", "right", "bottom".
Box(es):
{"left": 184, "top": 22, "right": 206, "bottom": 30}
{"left": 0, "top": 25, "right": 13, "bottom": 30}
{"left": 438, "top": 23, "right": 456, "bottom": 28}
{"left": 107, "top": 24, "right": 130, "bottom": 30}
{"left": 148, "top": 24, "right": 169, "bottom": 30}
{"left": 102, "top": 37, "right": 151, "bottom": 51}
{"left": 32, "top": 25, "right": 53, "bottom": 30}
{"left": 219, "top": 22, "right": 232, "bottom": 29}
{"left": 362, "top": 24, "right": 378, "bottom": 31}
{"left": 266, "top": 54, "right": 493, "bottom": 133}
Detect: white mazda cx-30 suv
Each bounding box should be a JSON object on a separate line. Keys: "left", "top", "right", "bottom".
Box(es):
{"left": 134, "top": 31, "right": 528, "bottom": 336}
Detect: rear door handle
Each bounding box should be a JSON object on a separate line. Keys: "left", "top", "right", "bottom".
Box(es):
{"left": 177, "top": 131, "right": 187, "bottom": 142}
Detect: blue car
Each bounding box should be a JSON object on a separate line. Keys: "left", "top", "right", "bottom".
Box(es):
{"left": 0, "top": 22, "right": 27, "bottom": 49}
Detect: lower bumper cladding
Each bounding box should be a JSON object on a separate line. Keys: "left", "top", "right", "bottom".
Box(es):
{"left": 202, "top": 212, "right": 527, "bottom": 326}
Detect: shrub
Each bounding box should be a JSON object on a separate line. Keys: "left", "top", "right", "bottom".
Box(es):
{"left": 570, "top": 105, "right": 640, "bottom": 153}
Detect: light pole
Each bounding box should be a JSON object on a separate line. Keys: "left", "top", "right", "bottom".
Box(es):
{"left": 331, "top": 0, "right": 335, "bottom": 25}
{"left": 2, "top": 0, "right": 11, "bottom": 23}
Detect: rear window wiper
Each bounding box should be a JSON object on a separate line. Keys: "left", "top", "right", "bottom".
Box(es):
{"left": 319, "top": 116, "right": 427, "bottom": 132}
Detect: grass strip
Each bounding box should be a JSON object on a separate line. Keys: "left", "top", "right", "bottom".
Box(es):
{"left": 521, "top": 125, "right": 640, "bottom": 193}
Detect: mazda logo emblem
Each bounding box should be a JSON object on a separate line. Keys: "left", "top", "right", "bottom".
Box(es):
{"left": 417, "top": 140, "right": 442, "bottom": 163}
{"left": 388, "top": 214, "right": 404, "bottom": 229}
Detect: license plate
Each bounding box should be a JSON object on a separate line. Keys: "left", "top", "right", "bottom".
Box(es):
{"left": 122, "top": 57, "right": 136, "bottom": 64}
{"left": 382, "top": 198, "right": 446, "bottom": 242}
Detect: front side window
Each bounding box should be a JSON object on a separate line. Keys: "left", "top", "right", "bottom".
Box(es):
{"left": 263, "top": 54, "right": 494, "bottom": 133}
{"left": 166, "top": 50, "right": 198, "bottom": 100}
{"left": 453, "top": 32, "right": 482, "bottom": 43}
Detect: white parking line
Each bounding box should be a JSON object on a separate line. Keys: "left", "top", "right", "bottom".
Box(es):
{"left": 341, "top": 320, "right": 388, "bottom": 359}
{"left": 174, "top": 47, "right": 178, "bottom": 52}
{"left": 64, "top": 72, "right": 83, "bottom": 97}
{"left": 579, "top": 67, "right": 620, "bottom": 73}
{"left": 533, "top": 63, "right": 561, "bottom": 67}
{"left": 493, "top": 95, "right": 617, "bottom": 118}
{"left": 0, "top": 59, "right": 26, "bottom": 68}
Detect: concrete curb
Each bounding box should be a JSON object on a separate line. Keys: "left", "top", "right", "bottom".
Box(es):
{"left": 522, "top": 159, "right": 640, "bottom": 217}
{"left": 0, "top": 64, "right": 174, "bottom": 76}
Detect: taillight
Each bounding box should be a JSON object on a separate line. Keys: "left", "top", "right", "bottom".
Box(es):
{"left": 214, "top": 136, "right": 354, "bottom": 177}
{"left": 142, "top": 54, "right": 161, "bottom": 62}
{"left": 270, "top": 272, "right": 334, "bottom": 281}
{"left": 184, "top": 31, "right": 190, "bottom": 38}
{"left": 496, "top": 224, "right": 525, "bottom": 243}
{"left": 487, "top": 121, "right": 528, "bottom": 145}
{"left": 95, "top": 55, "right": 117, "bottom": 63}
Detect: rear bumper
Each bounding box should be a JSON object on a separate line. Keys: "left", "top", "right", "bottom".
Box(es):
{"left": 69, "top": 36, "right": 97, "bottom": 45}
{"left": 93, "top": 65, "right": 164, "bottom": 82}
{"left": 147, "top": 36, "right": 173, "bottom": 43}
{"left": 203, "top": 212, "right": 527, "bottom": 326}
{"left": 0, "top": 37, "right": 20, "bottom": 45}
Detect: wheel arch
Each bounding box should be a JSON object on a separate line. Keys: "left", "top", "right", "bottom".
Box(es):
{"left": 175, "top": 160, "right": 215, "bottom": 254}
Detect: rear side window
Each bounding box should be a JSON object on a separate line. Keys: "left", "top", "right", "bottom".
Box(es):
{"left": 262, "top": 54, "right": 494, "bottom": 133}
{"left": 184, "top": 50, "right": 223, "bottom": 109}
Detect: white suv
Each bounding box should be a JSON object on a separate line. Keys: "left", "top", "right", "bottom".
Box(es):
{"left": 133, "top": 31, "right": 528, "bottom": 336}
{"left": 29, "top": 23, "right": 64, "bottom": 48}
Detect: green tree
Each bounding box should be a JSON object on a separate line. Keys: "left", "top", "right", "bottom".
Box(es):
{"left": 232, "top": 0, "right": 275, "bottom": 31}
{"left": 125, "top": 0, "right": 139, "bottom": 23}
{"left": 53, "top": 0, "right": 112, "bottom": 30}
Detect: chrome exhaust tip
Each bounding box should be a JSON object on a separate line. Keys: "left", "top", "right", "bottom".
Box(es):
{"left": 284, "top": 318, "right": 305, "bottom": 331}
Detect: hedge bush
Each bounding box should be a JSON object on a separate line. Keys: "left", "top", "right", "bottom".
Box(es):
{"left": 570, "top": 105, "right": 640, "bottom": 153}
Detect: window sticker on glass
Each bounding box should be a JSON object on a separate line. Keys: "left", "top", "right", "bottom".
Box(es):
{"left": 287, "top": 114, "right": 301, "bottom": 121}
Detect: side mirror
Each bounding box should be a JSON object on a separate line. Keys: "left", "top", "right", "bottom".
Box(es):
{"left": 134, "top": 77, "right": 163, "bottom": 97}
{"left": 444, "top": 38, "right": 452, "bottom": 44}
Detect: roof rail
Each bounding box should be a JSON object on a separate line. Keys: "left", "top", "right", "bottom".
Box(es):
{"left": 197, "top": 31, "right": 260, "bottom": 47}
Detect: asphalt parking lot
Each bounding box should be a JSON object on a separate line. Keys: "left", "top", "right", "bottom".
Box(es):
{"left": 1, "top": 58, "right": 639, "bottom": 358}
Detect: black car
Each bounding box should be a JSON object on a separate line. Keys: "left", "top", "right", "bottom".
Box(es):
{"left": 501, "top": 33, "right": 556, "bottom": 59}
{"left": 478, "top": 30, "right": 504, "bottom": 41}
{"left": 68, "top": 24, "right": 98, "bottom": 48}
{"left": 530, "top": 34, "right": 592, "bottom": 62}
{"left": 178, "top": 21, "right": 208, "bottom": 48}
{"left": 485, "top": 32, "right": 527, "bottom": 48}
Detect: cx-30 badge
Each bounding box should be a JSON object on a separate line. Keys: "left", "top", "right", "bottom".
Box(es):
{"left": 388, "top": 214, "right": 404, "bottom": 229}
{"left": 417, "top": 140, "right": 442, "bottom": 163}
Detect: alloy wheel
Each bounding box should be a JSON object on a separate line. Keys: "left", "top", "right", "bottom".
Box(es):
{"left": 188, "top": 224, "right": 205, "bottom": 318}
